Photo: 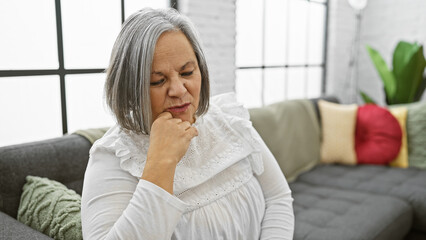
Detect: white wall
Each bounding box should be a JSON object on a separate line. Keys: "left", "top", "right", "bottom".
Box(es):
{"left": 180, "top": 0, "right": 236, "bottom": 96}
{"left": 327, "top": 0, "right": 426, "bottom": 104}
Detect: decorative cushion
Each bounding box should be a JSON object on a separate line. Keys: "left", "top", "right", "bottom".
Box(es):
{"left": 355, "top": 104, "right": 402, "bottom": 165}
{"left": 73, "top": 127, "right": 110, "bottom": 145}
{"left": 318, "top": 100, "right": 358, "bottom": 165}
{"left": 406, "top": 102, "right": 426, "bottom": 169}
{"left": 389, "top": 107, "right": 408, "bottom": 168}
{"left": 17, "top": 176, "right": 83, "bottom": 240}
{"left": 249, "top": 99, "right": 321, "bottom": 181}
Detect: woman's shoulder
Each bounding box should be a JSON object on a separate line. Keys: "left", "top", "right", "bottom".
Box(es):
{"left": 208, "top": 92, "right": 250, "bottom": 121}
{"left": 89, "top": 124, "right": 149, "bottom": 177}
{"left": 90, "top": 125, "right": 149, "bottom": 158}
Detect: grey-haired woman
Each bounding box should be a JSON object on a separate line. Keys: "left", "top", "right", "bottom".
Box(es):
{"left": 81, "top": 8, "right": 294, "bottom": 240}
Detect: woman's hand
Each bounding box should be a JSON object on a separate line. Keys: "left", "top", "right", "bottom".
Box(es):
{"left": 141, "top": 112, "right": 198, "bottom": 194}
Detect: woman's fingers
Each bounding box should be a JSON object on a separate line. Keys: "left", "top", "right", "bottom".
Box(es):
{"left": 186, "top": 126, "right": 198, "bottom": 139}
{"left": 155, "top": 111, "right": 173, "bottom": 121}
{"left": 178, "top": 120, "right": 191, "bottom": 130}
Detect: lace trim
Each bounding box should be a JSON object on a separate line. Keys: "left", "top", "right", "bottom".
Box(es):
{"left": 177, "top": 159, "right": 254, "bottom": 212}
{"left": 92, "top": 93, "right": 265, "bottom": 195}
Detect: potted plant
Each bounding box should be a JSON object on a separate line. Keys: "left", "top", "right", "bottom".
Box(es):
{"left": 361, "top": 41, "right": 426, "bottom": 105}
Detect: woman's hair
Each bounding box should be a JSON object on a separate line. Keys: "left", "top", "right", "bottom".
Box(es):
{"left": 105, "top": 8, "right": 210, "bottom": 134}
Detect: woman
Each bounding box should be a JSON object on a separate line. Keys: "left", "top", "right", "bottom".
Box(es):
{"left": 81, "top": 8, "right": 294, "bottom": 240}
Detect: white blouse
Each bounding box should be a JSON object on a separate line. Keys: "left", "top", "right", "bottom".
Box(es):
{"left": 81, "top": 93, "right": 294, "bottom": 240}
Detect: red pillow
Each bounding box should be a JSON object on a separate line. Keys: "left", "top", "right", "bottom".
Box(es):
{"left": 355, "top": 104, "right": 402, "bottom": 165}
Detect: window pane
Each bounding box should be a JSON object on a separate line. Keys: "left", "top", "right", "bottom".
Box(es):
{"left": 287, "top": 67, "right": 306, "bottom": 99}
{"left": 0, "top": 76, "right": 62, "bottom": 147}
{"left": 236, "top": 0, "right": 263, "bottom": 67}
{"left": 0, "top": 0, "right": 58, "bottom": 70}
{"left": 264, "top": 0, "right": 288, "bottom": 66}
{"left": 307, "top": 67, "right": 323, "bottom": 98}
{"left": 308, "top": 3, "right": 326, "bottom": 65}
{"left": 65, "top": 73, "right": 115, "bottom": 133}
{"left": 61, "top": 0, "right": 121, "bottom": 69}
{"left": 235, "top": 69, "right": 262, "bottom": 108}
{"left": 264, "top": 68, "right": 286, "bottom": 105}
{"left": 288, "top": 0, "right": 308, "bottom": 65}
{"left": 125, "top": 0, "right": 169, "bottom": 18}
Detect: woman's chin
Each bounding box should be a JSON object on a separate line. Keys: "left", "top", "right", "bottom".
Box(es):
{"left": 177, "top": 114, "right": 195, "bottom": 124}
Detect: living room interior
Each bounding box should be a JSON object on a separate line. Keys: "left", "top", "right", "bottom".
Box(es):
{"left": 0, "top": 0, "right": 425, "bottom": 239}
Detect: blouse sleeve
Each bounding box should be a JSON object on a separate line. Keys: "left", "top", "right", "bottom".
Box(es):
{"left": 212, "top": 92, "right": 294, "bottom": 238}
{"left": 81, "top": 147, "right": 188, "bottom": 240}
{"left": 254, "top": 130, "right": 295, "bottom": 239}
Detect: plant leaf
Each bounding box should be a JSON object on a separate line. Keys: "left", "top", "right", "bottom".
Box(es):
{"left": 393, "top": 41, "right": 420, "bottom": 78}
{"left": 366, "top": 45, "right": 397, "bottom": 103}
{"left": 393, "top": 44, "right": 426, "bottom": 103}
{"left": 360, "top": 91, "right": 377, "bottom": 104}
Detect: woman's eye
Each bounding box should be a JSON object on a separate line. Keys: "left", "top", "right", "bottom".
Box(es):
{"left": 181, "top": 71, "right": 193, "bottom": 77}
{"left": 150, "top": 79, "right": 165, "bottom": 86}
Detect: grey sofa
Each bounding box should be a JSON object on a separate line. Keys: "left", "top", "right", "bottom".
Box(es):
{"left": 1, "top": 97, "right": 425, "bottom": 240}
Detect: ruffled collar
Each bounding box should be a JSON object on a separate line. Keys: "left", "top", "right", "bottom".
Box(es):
{"left": 94, "top": 93, "right": 264, "bottom": 195}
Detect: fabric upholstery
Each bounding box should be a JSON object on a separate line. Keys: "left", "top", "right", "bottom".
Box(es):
{"left": 249, "top": 99, "right": 320, "bottom": 181}
{"left": 290, "top": 182, "right": 412, "bottom": 240}
{"left": 355, "top": 104, "right": 402, "bottom": 165}
{"left": 318, "top": 100, "right": 358, "bottom": 165}
{"left": 0, "top": 134, "right": 91, "bottom": 219}
{"left": 296, "top": 164, "right": 426, "bottom": 231}
{"left": 406, "top": 102, "right": 426, "bottom": 169}
{"left": 0, "top": 211, "right": 53, "bottom": 240}
{"left": 73, "top": 127, "right": 110, "bottom": 145}
{"left": 18, "top": 176, "right": 82, "bottom": 240}
{"left": 389, "top": 107, "right": 409, "bottom": 168}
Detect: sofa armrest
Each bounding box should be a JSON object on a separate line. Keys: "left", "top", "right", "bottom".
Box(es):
{"left": 0, "top": 211, "right": 52, "bottom": 239}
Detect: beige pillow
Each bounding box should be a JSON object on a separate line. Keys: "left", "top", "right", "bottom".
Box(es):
{"left": 389, "top": 107, "right": 408, "bottom": 168}
{"left": 318, "top": 100, "right": 358, "bottom": 165}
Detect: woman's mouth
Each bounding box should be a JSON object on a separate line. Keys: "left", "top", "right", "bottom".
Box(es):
{"left": 168, "top": 103, "right": 190, "bottom": 113}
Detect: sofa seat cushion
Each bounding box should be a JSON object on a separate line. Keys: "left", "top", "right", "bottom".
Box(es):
{"left": 0, "top": 211, "right": 53, "bottom": 240}
{"left": 290, "top": 182, "right": 412, "bottom": 240}
{"left": 296, "top": 164, "right": 426, "bottom": 231}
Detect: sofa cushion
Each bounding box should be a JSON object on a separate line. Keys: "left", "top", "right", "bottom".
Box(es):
{"left": 17, "top": 176, "right": 82, "bottom": 240}
{"left": 296, "top": 164, "right": 426, "bottom": 231}
{"left": 406, "top": 101, "right": 426, "bottom": 169}
{"left": 290, "top": 181, "right": 412, "bottom": 240}
{"left": 355, "top": 104, "right": 402, "bottom": 165}
{"left": 0, "top": 211, "right": 53, "bottom": 240}
{"left": 0, "top": 134, "right": 91, "bottom": 218}
{"left": 389, "top": 107, "right": 409, "bottom": 168}
{"left": 249, "top": 99, "right": 320, "bottom": 181}
{"left": 318, "top": 100, "right": 358, "bottom": 165}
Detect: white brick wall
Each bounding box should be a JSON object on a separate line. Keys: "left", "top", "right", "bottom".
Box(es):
{"left": 327, "top": 0, "right": 426, "bottom": 104}
{"left": 180, "top": 0, "right": 236, "bottom": 96}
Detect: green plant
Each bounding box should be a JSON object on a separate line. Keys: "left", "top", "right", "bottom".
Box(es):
{"left": 361, "top": 41, "right": 426, "bottom": 105}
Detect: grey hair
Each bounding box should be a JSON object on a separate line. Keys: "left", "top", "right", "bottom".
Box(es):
{"left": 105, "top": 8, "right": 210, "bottom": 135}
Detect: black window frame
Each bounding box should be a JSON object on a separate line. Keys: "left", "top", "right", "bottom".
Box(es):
{"left": 0, "top": 0, "right": 178, "bottom": 134}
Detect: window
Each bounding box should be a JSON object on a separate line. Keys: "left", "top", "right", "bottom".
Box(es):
{"left": 235, "top": 0, "right": 328, "bottom": 108}
{"left": 0, "top": 0, "right": 173, "bottom": 147}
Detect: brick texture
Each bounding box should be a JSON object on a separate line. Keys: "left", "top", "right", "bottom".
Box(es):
{"left": 180, "top": 0, "right": 236, "bottom": 96}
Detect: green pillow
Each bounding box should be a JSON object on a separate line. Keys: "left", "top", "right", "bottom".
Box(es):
{"left": 249, "top": 99, "right": 321, "bottom": 181}
{"left": 406, "top": 102, "right": 426, "bottom": 169}
{"left": 17, "top": 176, "right": 83, "bottom": 240}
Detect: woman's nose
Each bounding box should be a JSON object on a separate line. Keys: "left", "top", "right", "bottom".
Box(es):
{"left": 168, "top": 75, "right": 187, "bottom": 97}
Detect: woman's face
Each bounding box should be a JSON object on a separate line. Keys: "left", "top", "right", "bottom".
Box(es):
{"left": 150, "top": 31, "right": 202, "bottom": 124}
